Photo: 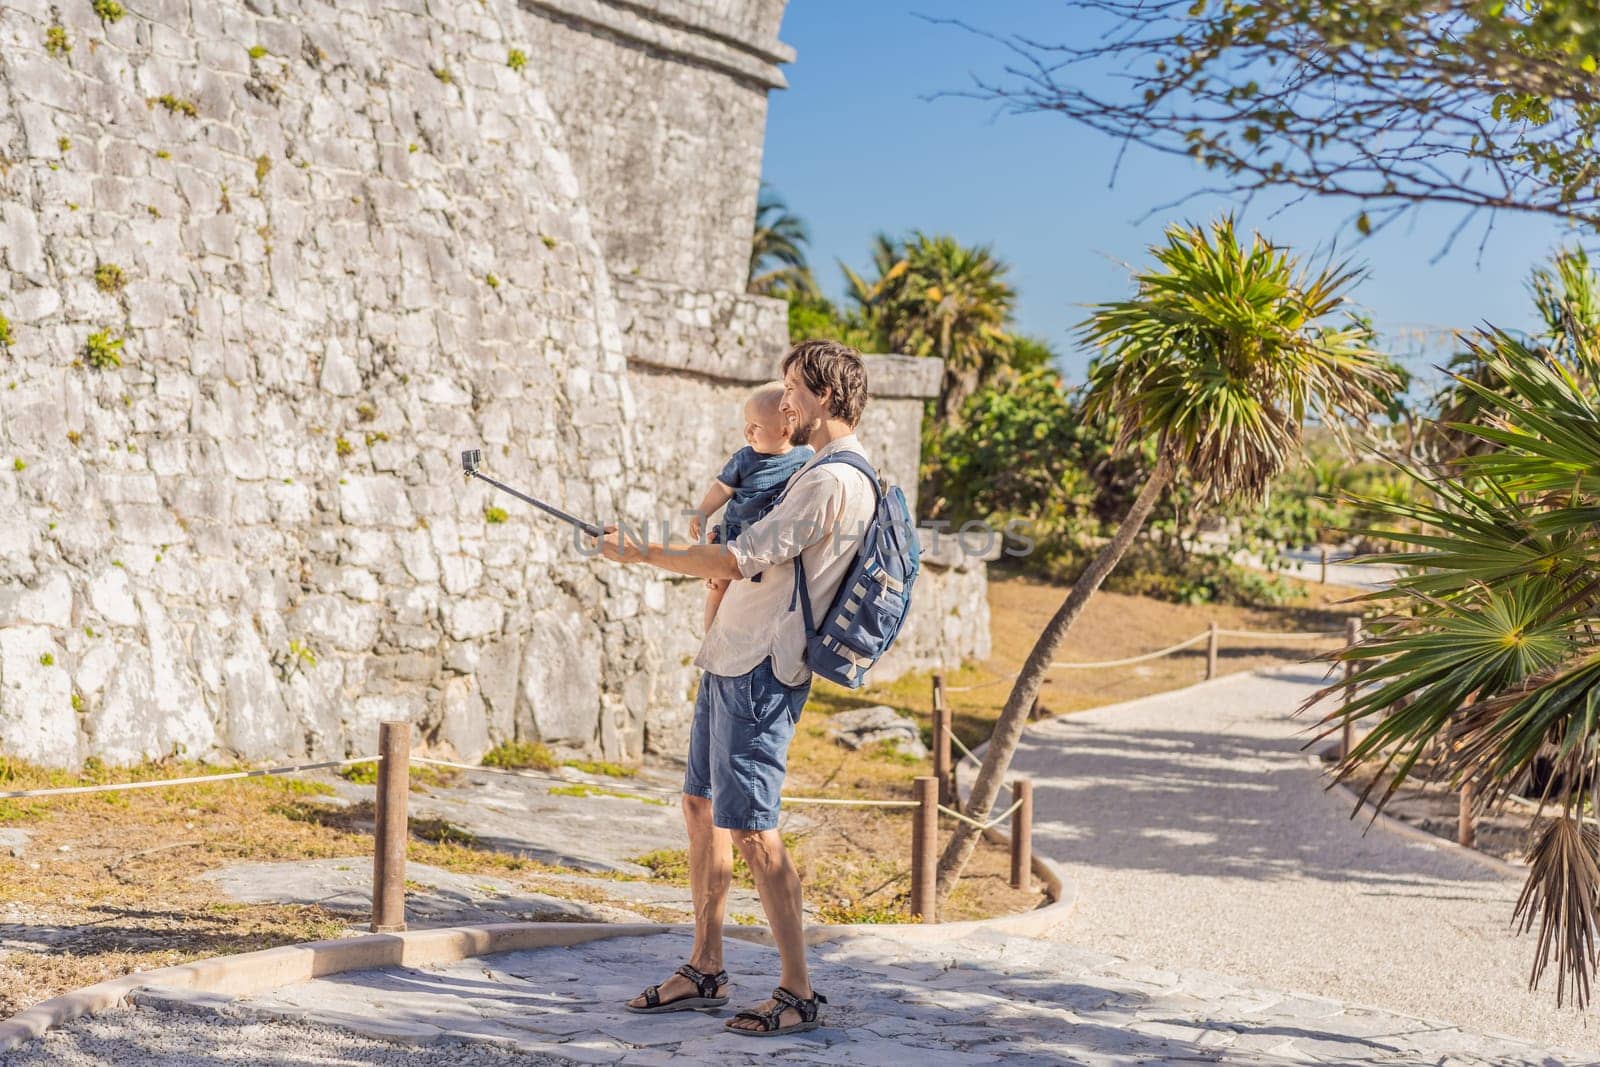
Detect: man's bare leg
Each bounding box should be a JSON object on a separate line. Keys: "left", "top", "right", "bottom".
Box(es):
{"left": 725, "top": 828, "right": 810, "bottom": 1031}
{"left": 628, "top": 794, "right": 732, "bottom": 1007}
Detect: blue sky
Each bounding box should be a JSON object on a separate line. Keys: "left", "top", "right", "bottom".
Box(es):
{"left": 760, "top": 2, "right": 1588, "bottom": 393}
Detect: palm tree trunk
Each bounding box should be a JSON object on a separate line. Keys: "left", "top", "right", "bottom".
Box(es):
{"left": 934, "top": 446, "right": 1178, "bottom": 902}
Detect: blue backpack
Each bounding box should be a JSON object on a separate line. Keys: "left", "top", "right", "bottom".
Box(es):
{"left": 786, "top": 452, "right": 921, "bottom": 688}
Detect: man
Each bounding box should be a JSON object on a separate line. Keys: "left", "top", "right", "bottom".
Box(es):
{"left": 595, "top": 339, "right": 875, "bottom": 1037}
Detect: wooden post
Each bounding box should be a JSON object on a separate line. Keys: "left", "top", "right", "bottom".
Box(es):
{"left": 1458, "top": 782, "right": 1476, "bottom": 848}
{"left": 932, "top": 675, "right": 953, "bottom": 806}
{"left": 1320, "top": 545, "right": 1329, "bottom": 584}
{"left": 1340, "top": 617, "right": 1360, "bottom": 761}
{"left": 910, "top": 776, "right": 938, "bottom": 923}
{"left": 1205, "top": 620, "right": 1219, "bottom": 680}
{"left": 1009, "top": 778, "right": 1034, "bottom": 891}
{"left": 370, "top": 721, "right": 411, "bottom": 933}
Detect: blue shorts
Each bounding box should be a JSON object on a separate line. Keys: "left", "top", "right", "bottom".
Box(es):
{"left": 683, "top": 658, "right": 810, "bottom": 830}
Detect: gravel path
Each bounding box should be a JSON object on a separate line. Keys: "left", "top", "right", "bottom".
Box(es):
{"left": 1, "top": 1006, "right": 553, "bottom": 1066}
{"left": 998, "top": 662, "right": 1600, "bottom": 1053}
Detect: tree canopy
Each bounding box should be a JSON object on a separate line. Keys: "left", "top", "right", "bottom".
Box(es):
{"left": 939, "top": 2, "right": 1600, "bottom": 238}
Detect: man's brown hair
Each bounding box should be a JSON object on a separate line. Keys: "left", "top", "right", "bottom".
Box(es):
{"left": 781, "top": 339, "right": 869, "bottom": 427}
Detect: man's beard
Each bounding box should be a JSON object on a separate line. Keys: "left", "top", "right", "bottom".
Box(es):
{"left": 790, "top": 421, "right": 813, "bottom": 447}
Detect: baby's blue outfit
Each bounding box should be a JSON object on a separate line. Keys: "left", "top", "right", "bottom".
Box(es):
{"left": 713, "top": 444, "right": 814, "bottom": 545}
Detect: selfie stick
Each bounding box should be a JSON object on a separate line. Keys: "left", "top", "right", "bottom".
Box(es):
{"left": 460, "top": 450, "right": 603, "bottom": 538}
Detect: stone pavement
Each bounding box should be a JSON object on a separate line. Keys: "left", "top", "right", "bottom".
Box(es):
{"left": 996, "top": 662, "right": 1600, "bottom": 1054}
{"left": 11, "top": 928, "right": 1585, "bottom": 1066}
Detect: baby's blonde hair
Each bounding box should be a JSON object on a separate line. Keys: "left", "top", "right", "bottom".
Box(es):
{"left": 747, "top": 380, "right": 786, "bottom": 420}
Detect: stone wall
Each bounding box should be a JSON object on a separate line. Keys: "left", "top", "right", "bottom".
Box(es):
{"left": 0, "top": 0, "right": 989, "bottom": 769}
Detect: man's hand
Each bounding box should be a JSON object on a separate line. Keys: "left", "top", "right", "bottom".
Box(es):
{"left": 592, "top": 524, "right": 639, "bottom": 563}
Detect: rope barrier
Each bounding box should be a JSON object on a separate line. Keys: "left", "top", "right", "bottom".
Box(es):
{"left": 936, "top": 798, "right": 1023, "bottom": 832}
{"left": 1213, "top": 628, "right": 1342, "bottom": 640}
{"left": 780, "top": 797, "right": 922, "bottom": 809}
{"left": 940, "top": 625, "right": 1344, "bottom": 692}
{"left": 949, "top": 731, "right": 978, "bottom": 764}
{"left": 0, "top": 756, "right": 379, "bottom": 800}
{"left": 1048, "top": 631, "right": 1211, "bottom": 670}
{"left": 944, "top": 674, "right": 1017, "bottom": 693}
{"left": 411, "top": 756, "right": 922, "bottom": 810}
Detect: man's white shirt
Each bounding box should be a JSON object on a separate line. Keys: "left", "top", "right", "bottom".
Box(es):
{"left": 694, "top": 434, "right": 877, "bottom": 687}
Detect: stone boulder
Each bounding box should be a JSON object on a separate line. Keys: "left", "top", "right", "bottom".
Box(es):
{"left": 825, "top": 705, "right": 927, "bottom": 760}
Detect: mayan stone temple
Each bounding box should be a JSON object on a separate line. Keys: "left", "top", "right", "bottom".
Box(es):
{"left": 0, "top": 0, "right": 990, "bottom": 768}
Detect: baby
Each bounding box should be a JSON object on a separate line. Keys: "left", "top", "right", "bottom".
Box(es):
{"left": 688, "top": 381, "right": 814, "bottom": 632}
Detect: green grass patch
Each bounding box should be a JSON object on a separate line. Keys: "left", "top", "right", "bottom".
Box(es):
{"left": 549, "top": 784, "right": 666, "bottom": 806}
{"left": 412, "top": 817, "right": 477, "bottom": 846}
{"left": 562, "top": 759, "right": 635, "bottom": 778}
{"left": 481, "top": 740, "right": 558, "bottom": 771}
{"left": 815, "top": 900, "right": 915, "bottom": 924}
{"left": 150, "top": 94, "right": 198, "bottom": 118}
{"left": 484, "top": 505, "right": 508, "bottom": 524}
{"left": 93, "top": 263, "right": 125, "bottom": 292}
{"left": 337, "top": 761, "right": 455, "bottom": 792}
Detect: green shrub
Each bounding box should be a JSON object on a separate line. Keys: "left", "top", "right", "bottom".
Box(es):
{"left": 84, "top": 330, "right": 123, "bottom": 370}
{"left": 484, "top": 505, "right": 508, "bottom": 524}
{"left": 38, "top": 653, "right": 53, "bottom": 666}
{"left": 11, "top": 459, "right": 23, "bottom": 472}
{"left": 334, "top": 437, "right": 353, "bottom": 457}
{"left": 44, "top": 25, "right": 71, "bottom": 56}
{"left": 485, "top": 273, "right": 499, "bottom": 289}
{"left": 255, "top": 154, "right": 271, "bottom": 182}
{"left": 248, "top": 45, "right": 268, "bottom": 60}
{"left": 92, "top": 0, "right": 124, "bottom": 22}
{"left": 58, "top": 137, "right": 71, "bottom": 153}
{"left": 507, "top": 49, "right": 527, "bottom": 71}
{"left": 433, "top": 67, "right": 453, "bottom": 84}
{"left": 0, "top": 315, "right": 12, "bottom": 347}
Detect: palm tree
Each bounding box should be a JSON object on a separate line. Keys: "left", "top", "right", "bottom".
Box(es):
{"left": 1323, "top": 321, "right": 1600, "bottom": 1006}
{"left": 1425, "top": 248, "right": 1600, "bottom": 462}
{"left": 935, "top": 217, "right": 1401, "bottom": 901}
{"left": 845, "top": 232, "right": 1016, "bottom": 422}
{"left": 748, "top": 184, "right": 817, "bottom": 297}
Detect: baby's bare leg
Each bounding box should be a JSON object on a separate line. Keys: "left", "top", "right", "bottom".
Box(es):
{"left": 703, "top": 578, "right": 730, "bottom": 633}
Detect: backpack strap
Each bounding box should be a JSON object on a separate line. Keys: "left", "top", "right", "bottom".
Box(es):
{"left": 787, "top": 452, "right": 882, "bottom": 638}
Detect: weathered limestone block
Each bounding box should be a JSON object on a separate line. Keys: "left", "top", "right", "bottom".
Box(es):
{"left": 220, "top": 615, "right": 298, "bottom": 760}
{"left": 339, "top": 476, "right": 415, "bottom": 527}
{"left": 292, "top": 595, "right": 381, "bottom": 653}
{"left": 518, "top": 608, "right": 603, "bottom": 744}
{"left": 0, "top": 626, "right": 76, "bottom": 765}
{"left": 0, "top": 573, "right": 72, "bottom": 629}
{"left": 438, "top": 674, "right": 490, "bottom": 761}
